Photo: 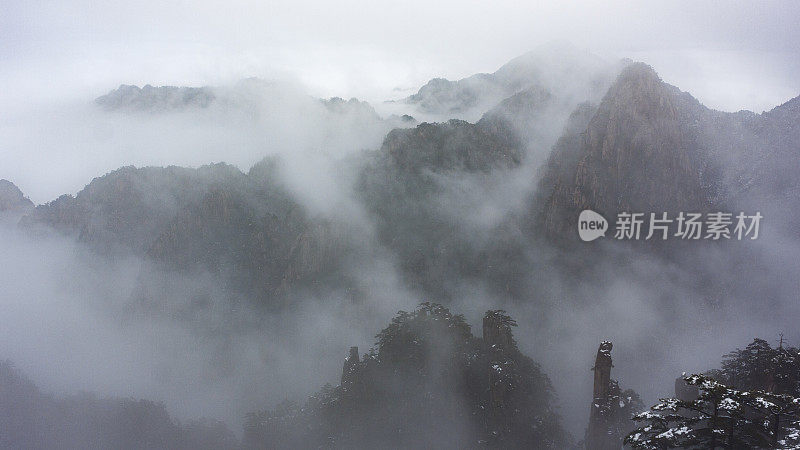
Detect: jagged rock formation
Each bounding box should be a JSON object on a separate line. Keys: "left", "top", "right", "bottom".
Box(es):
{"left": 533, "top": 62, "right": 800, "bottom": 241}
{"left": 0, "top": 179, "right": 34, "bottom": 214}
{"left": 534, "top": 64, "right": 717, "bottom": 240}
{"left": 355, "top": 50, "right": 631, "bottom": 303}
{"left": 244, "top": 304, "right": 567, "bottom": 449}
{"left": 96, "top": 84, "right": 216, "bottom": 112}
{"left": 587, "top": 342, "right": 616, "bottom": 450}
{"left": 21, "top": 56, "right": 800, "bottom": 316}
{"left": 482, "top": 310, "right": 520, "bottom": 432}
{"left": 585, "top": 341, "right": 643, "bottom": 450}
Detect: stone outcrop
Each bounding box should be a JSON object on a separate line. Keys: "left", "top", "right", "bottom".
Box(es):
{"left": 591, "top": 341, "right": 613, "bottom": 402}
{"left": 586, "top": 342, "right": 616, "bottom": 450}
{"left": 534, "top": 63, "right": 800, "bottom": 242}
{"left": 583, "top": 342, "right": 644, "bottom": 449}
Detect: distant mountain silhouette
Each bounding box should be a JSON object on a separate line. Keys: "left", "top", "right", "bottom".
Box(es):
{"left": 0, "top": 179, "right": 33, "bottom": 214}
{"left": 0, "top": 360, "right": 238, "bottom": 450}
{"left": 19, "top": 51, "right": 800, "bottom": 313}
{"left": 402, "top": 43, "right": 626, "bottom": 120}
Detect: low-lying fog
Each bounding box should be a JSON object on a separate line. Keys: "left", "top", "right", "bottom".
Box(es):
{"left": 2, "top": 1, "right": 800, "bottom": 442}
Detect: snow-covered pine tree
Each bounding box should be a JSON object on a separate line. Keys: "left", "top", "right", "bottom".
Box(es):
{"left": 711, "top": 338, "right": 800, "bottom": 396}
{"left": 625, "top": 373, "right": 800, "bottom": 449}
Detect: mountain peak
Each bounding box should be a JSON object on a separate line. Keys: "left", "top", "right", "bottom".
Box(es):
{"left": 533, "top": 62, "right": 718, "bottom": 239}
{"left": 597, "top": 62, "right": 680, "bottom": 118}
{"left": 403, "top": 44, "right": 623, "bottom": 118}
{"left": 615, "top": 62, "right": 661, "bottom": 84}
{"left": 0, "top": 179, "right": 34, "bottom": 213}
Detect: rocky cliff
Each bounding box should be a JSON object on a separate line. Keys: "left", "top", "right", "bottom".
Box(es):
{"left": 532, "top": 63, "right": 800, "bottom": 241}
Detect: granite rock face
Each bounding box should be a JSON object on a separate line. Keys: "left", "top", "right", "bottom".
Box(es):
{"left": 532, "top": 63, "right": 800, "bottom": 241}
{"left": 535, "top": 64, "right": 714, "bottom": 239}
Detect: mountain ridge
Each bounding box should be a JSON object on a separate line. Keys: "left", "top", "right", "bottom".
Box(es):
{"left": 0, "top": 179, "right": 34, "bottom": 214}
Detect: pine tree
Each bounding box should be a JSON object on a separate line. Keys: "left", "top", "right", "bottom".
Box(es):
{"left": 712, "top": 338, "right": 800, "bottom": 396}
{"left": 625, "top": 374, "right": 800, "bottom": 449}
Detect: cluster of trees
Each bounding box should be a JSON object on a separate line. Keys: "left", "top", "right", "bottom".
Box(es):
{"left": 244, "top": 303, "right": 568, "bottom": 449}
{"left": 626, "top": 339, "right": 800, "bottom": 449}
{"left": 711, "top": 338, "right": 800, "bottom": 396}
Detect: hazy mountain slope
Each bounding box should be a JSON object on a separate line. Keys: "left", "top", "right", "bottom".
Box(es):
{"left": 732, "top": 96, "right": 800, "bottom": 235}
{"left": 22, "top": 161, "right": 353, "bottom": 311}
{"left": 355, "top": 70, "right": 596, "bottom": 302}
{"left": 18, "top": 56, "right": 800, "bottom": 314}
{"left": 404, "top": 73, "right": 508, "bottom": 117}
{"left": 96, "top": 84, "right": 216, "bottom": 112}
{"left": 0, "top": 180, "right": 34, "bottom": 214}
{"left": 401, "top": 43, "right": 626, "bottom": 121}
{"left": 0, "top": 360, "right": 238, "bottom": 450}
{"left": 23, "top": 164, "right": 252, "bottom": 255}
{"left": 96, "top": 79, "right": 417, "bottom": 129}
{"left": 532, "top": 63, "right": 800, "bottom": 241}
{"left": 532, "top": 63, "right": 717, "bottom": 239}
{"left": 356, "top": 118, "right": 529, "bottom": 301}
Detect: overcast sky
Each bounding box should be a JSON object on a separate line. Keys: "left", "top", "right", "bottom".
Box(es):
{"left": 2, "top": 0, "right": 799, "bottom": 109}
{"left": 1, "top": 1, "right": 800, "bottom": 435}
{"left": 2, "top": 1, "right": 800, "bottom": 203}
